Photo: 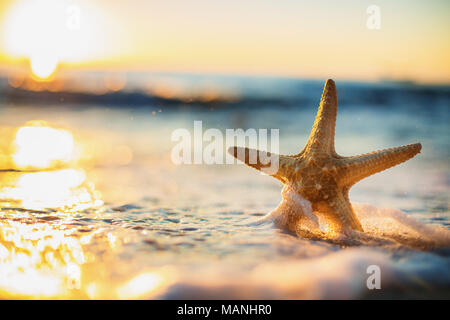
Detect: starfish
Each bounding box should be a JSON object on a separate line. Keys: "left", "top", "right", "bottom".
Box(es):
{"left": 228, "top": 79, "right": 421, "bottom": 237}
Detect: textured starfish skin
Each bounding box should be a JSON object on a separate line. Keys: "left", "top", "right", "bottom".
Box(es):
{"left": 229, "top": 79, "right": 421, "bottom": 235}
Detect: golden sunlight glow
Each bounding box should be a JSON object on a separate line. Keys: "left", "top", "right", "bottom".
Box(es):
{"left": 1, "top": 122, "right": 103, "bottom": 210}
{"left": 30, "top": 52, "right": 59, "bottom": 80}
{"left": 0, "top": 0, "right": 448, "bottom": 83}
{"left": 116, "top": 267, "right": 177, "bottom": 299}
{"left": 3, "top": 0, "right": 106, "bottom": 79}
{"left": 117, "top": 272, "right": 162, "bottom": 299}
{"left": 13, "top": 124, "right": 75, "bottom": 169}
{"left": 0, "top": 169, "right": 102, "bottom": 210}
{"left": 0, "top": 219, "right": 84, "bottom": 298}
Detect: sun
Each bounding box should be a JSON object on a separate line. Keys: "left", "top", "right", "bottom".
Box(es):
{"left": 30, "top": 52, "right": 59, "bottom": 80}
{"left": 2, "top": 0, "right": 63, "bottom": 79}
{"left": 2, "top": 0, "right": 105, "bottom": 80}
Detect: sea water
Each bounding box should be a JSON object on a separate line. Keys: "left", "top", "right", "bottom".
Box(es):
{"left": 0, "top": 77, "right": 448, "bottom": 299}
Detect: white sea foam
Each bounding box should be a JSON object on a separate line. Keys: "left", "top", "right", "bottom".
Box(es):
{"left": 353, "top": 202, "right": 450, "bottom": 248}
{"left": 261, "top": 185, "right": 450, "bottom": 248}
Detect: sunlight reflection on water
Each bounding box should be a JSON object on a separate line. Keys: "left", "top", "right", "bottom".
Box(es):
{"left": 13, "top": 122, "right": 77, "bottom": 169}
{"left": 0, "top": 169, "right": 103, "bottom": 210}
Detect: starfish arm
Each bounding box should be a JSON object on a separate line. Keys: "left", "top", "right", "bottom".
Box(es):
{"left": 302, "top": 79, "right": 338, "bottom": 156}
{"left": 337, "top": 142, "right": 422, "bottom": 187}
{"left": 228, "top": 146, "right": 296, "bottom": 183}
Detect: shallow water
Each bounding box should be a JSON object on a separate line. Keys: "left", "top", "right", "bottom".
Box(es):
{"left": 0, "top": 79, "right": 449, "bottom": 299}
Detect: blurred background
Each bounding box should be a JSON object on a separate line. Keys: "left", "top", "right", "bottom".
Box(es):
{"left": 0, "top": 0, "right": 449, "bottom": 82}
{"left": 0, "top": 0, "right": 448, "bottom": 299}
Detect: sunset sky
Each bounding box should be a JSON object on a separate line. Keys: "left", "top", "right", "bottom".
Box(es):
{"left": 0, "top": 0, "right": 449, "bottom": 83}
